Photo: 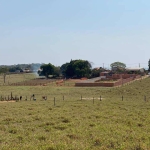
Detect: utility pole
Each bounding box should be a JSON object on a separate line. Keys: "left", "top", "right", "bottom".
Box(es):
{"left": 139, "top": 63, "right": 140, "bottom": 68}
{"left": 148, "top": 59, "right": 150, "bottom": 71}
{"left": 103, "top": 63, "right": 104, "bottom": 69}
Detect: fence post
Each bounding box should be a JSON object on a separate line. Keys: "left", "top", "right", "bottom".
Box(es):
{"left": 81, "top": 95, "right": 82, "bottom": 100}
{"left": 100, "top": 95, "right": 101, "bottom": 101}
{"left": 144, "top": 95, "right": 146, "bottom": 102}
{"left": 122, "top": 96, "right": 123, "bottom": 101}
{"left": 54, "top": 97, "right": 55, "bottom": 106}
{"left": 11, "top": 92, "right": 12, "bottom": 99}
{"left": 93, "top": 97, "right": 94, "bottom": 104}
{"left": 63, "top": 95, "right": 64, "bottom": 100}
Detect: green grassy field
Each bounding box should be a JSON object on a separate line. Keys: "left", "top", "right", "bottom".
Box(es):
{"left": 0, "top": 74, "right": 150, "bottom": 150}
{"left": 0, "top": 73, "right": 36, "bottom": 86}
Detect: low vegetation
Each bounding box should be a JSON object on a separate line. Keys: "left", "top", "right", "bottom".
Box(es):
{"left": 0, "top": 74, "right": 150, "bottom": 149}
{"left": 0, "top": 73, "right": 37, "bottom": 86}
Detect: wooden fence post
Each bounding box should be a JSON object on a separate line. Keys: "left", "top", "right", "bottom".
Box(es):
{"left": 54, "top": 97, "right": 55, "bottom": 106}
{"left": 100, "top": 96, "right": 101, "bottom": 101}
{"left": 122, "top": 96, "right": 123, "bottom": 101}
{"left": 81, "top": 95, "right": 82, "bottom": 100}
{"left": 144, "top": 96, "right": 146, "bottom": 102}
{"left": 11, "top": 92, "right": 12, "bottom": 99}
{"left": 93, "top": 97, "right": 94, "bottom": 104}
{"left": 63, "top": 95, "right": 64, "bottom": 100}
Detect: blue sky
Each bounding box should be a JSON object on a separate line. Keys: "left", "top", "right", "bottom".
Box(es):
{"left": 0, "top": 0, "right": 150, "bottom": 68}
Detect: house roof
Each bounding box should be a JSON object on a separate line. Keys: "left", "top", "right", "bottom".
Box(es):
{"left": 125, "top": 67, "right": 144, "bottom": 71}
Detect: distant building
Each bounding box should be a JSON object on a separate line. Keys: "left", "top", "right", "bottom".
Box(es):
{"left": 125, "top": 67, "right": 145, "bottom": 73}
{"left": 23, "top": 68, "right": 31, "bottom": 73}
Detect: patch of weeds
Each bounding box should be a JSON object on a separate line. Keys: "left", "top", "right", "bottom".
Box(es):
{"left": 56, "top": 106, "right": 61, "bottom": 108}
{"left": 39, "top": 122, "right": 55, "bottom": 128}
{"left": 89, "top": 123, "right": 96, "bottom": 127}
{"left": 67, "top": 134, "right": 79, "bottom": 140}
{"left": 48, "top": 107, "right": 52, "bottom": 110}
{"left": 94, "top": 138, "right": 102, "bottom": 146}
{"left": 37, "top": 135, "right": 46, "bottom": 141}
{"left": 45, "top": 122, "right": 55, "bottom": 126}
{"left": 94, "top": 115, "right": 101, "bottom": 119}
{"left": 127, "top": 121, "right": 132, "bottom": 126}
{"left": 46, "top": 147, "right": 55, "bottom": 150}
{"left": 3, "top": 117, "right": 14, "bottom": 122}
{"left": 17, "top": 135, "right": 23, "bottom": 142}
{"left": 62, "top": 118, "right": 70, "bottom": 123}
{"left": 9, "top": 128, "right": 17, "bottom": 134}
{"left": 28, "top": 108, "right": 33, "bottom": 110}
{"left": 137, "top": 123, "right": 143, "bottom": 127}
{"left": 0, "top": 125, "right": 6, "bottom": 131}
{"left": 0, "top": 139, "right": 2, "bottom": 143}
{"left": 33, "top": 115, "right": 42, "bottom": 121}
{"left": 27, "top": 127, "right": 35, "bottom": 132}
{"left": 28, "top": 113, "right": 32, "bottom": 116}
{"left": 54, "top": 125, "right": 67, "bottom": 130}
{"left": 134, "top": 145, "right": 143, "bottom": 150}
{"left": 109, "top": 141, "right": 115, "bottom": 149}
{"left": 44, "top": 126, "right": 52, "bottom": 132}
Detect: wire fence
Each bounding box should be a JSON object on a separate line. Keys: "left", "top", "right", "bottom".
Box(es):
{"left": 0, "top": 93, "right": 149, "bottom": 106}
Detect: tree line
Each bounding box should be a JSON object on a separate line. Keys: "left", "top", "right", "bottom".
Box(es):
{"left": 38, "top": 59, "right": 107, "bottom": 79}
{"left": 0, "top": 60, "right": 129, "bottom": 79}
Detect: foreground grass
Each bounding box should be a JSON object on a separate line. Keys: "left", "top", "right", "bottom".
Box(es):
{"left": 1, "top": 98, "right": 150, "bottom": 150}
{"left": 0, "top": 76, "right": 150, "bottom": 149}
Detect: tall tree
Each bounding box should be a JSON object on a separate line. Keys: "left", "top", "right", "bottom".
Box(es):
{"left": 73, "top": 60, "right": 92, "bottom": 78}
{"left": 110, "top": 62, "right": 126, "bottom": 73}
{"left": 110, "top": 62, "right": 126, "bottom": 69}
{"left": 91, "top": 67, "right": 104, "bottom": 78}
{"left": 60, "top": 62, "right": 69, "bottom": 77}
{"left": 39, "top": 63, "right": 55, "bottom": 78}
{"left": 62, "top": 59, "right": 92, "bottom": 78}
{"left": 54, "top": 66, "right": 61, "bottom": 77}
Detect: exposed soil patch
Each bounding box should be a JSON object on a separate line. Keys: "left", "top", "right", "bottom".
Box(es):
{"left": 0, "top": 101, "right": 16, "bottom": 103}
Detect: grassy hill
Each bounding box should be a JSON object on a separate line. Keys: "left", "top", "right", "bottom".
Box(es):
{"left": 0, "top": 76, "right": 150, "bottom": 149}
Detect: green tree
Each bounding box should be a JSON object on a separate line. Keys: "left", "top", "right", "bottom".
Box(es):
{"left": 110, "top": 62, "right": 126, "bottom": 72}
{"left": 39, "top": 63, "right": 55, "bottom": 78}
{"left": 9, "top": 66, "right": 23, "bottom": 72}
{"left": 110, "top": 62, "right": 126, "bottom": 69}
{"left": 53, "top": 66, "right": 61, "bottom": 77}
{"left": 60, "top": 63, "right": 69, "bottom": 77}
{"left": 73, "top": 60, "right": 92, "bottom": 78}
{"left": 62, "top": 59, "right": 92, "bottom": 78}
{"left": 90, "top": 67, "right": 106, "bottom": 78}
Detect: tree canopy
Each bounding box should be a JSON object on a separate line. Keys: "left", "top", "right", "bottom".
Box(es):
{"left": 91, "top": 67, "right": 105, "bottom": 78}
{"left": 110, "top": 62, "right": 126, "bottom": 69}
{"left": 61, "top": 59, "right": 92, "bottom": 78}
{"left": 39, "top": 63, "right": 55, "bottom": 78}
